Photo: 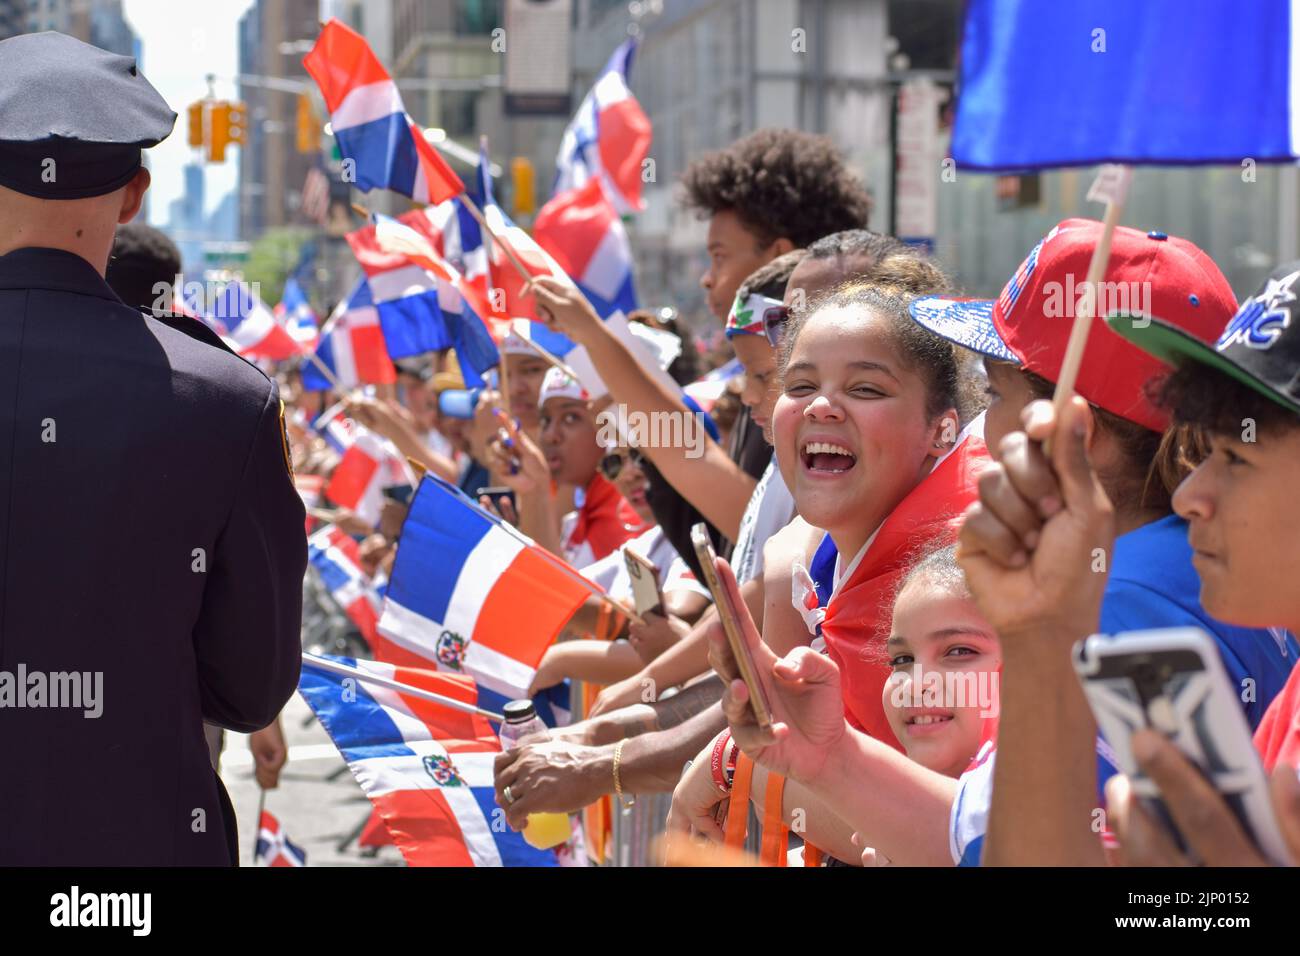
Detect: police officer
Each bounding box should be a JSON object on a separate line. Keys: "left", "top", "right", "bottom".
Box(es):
{"left": 0, "top": 32, "right": 306, "bottom": 865}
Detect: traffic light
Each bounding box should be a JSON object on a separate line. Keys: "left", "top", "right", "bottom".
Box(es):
{"left": 187, "top": 101, "right": 204, "bottom": 148}
{"left": 295, "top": 94, "right": 320, "bottom": 154}
{"left": 511, "top": 157, "right": 535, "bottom": 218}
{"left": 207, "top": 101, "right": 247, "bottom": 164}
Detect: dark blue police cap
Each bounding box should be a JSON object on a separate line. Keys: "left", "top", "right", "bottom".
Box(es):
{"left": 0, "top": 31, "right": 176, "bottom": 199}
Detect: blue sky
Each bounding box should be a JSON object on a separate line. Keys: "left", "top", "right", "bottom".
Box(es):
{"left": 124, "top": 0, "right": 253, "bottom": 226}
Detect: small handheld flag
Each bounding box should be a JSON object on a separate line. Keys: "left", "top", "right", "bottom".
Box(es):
{"left": 254, "top": 811, "right": 307, "bottom": 867}
{"left": 304, "top": 19, "right": 465, "bottom": 203}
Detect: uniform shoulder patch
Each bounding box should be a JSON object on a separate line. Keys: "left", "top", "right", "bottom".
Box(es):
{"left": 278, "top": 399, "right": 295, "bottom": 478}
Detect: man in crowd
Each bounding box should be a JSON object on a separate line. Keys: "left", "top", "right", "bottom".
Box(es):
{"left": 0, "top": 31, "right": 304, "bottom": 865}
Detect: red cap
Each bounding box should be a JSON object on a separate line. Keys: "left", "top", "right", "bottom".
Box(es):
{"left": 911, "top": 219, "right": 1239, "bottom": 432}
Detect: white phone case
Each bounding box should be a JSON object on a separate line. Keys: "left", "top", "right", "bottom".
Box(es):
{"left": 1073, "top": 627, "right": 1292, "bottom": 866}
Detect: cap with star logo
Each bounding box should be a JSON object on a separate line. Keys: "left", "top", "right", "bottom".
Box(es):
{"left": 0, "top": 31, "right": 176, "bottom": 199}
{"left": 1106, "top": 261, "right": 1300, "bottom": 417}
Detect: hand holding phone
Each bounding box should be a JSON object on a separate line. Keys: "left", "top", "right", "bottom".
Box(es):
{"left": 623, "top": 548, "right": 664, "bottom": 618}
{"left": 1074, "top": 627, "right": 1293, "bottom": 866}
{"left": 692, "top": 523, "right": 773, "bottom": 731}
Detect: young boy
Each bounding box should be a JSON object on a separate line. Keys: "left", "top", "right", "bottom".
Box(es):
{"left": 957, "top": 264, "right": 1300, "bottom": 865}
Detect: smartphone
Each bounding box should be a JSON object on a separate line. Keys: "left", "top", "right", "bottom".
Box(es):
{"left": 382, "top": 484, "right": 414, "bottom": 506}
{"left": 623, "top": 547, "right": 663, "bottom": 617}
{"left": 476, "top": 485, "right": 517, "bottom": 515}
{"left": 1073, "top": 627, "right": 1293, "bottom": 865}
{"left": 690, "top": 522, "right": 773, "bottom": 731}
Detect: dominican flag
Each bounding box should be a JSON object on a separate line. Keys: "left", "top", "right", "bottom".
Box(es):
{"left": 347, "top": 220, "right": 453, "bottom": 359}
{"left": 301, "top": 278, "right": 396, "bottom": 391}
{"left": 325, "top": 425, "right": 412, "bottom": 527}
{"left": 553, "top": 39, "right": 652, "bottom": 214}
{"left": 209, "top": 281, "right": 300, "bottom": 361}
{"left": 309, "top": 525, "right": 382, "bottom": 645}
{"left": 366, "top": 213, "right": 501, "bottom": 386}
{"left": 533, "top": 176, "right": 639, "bottom": 321}
{"left": 299, "top": 656, "right": 557, "bottom": 866}
{"left": 311, "top": 401, "right": 358, "bottom": 455}
{"left": 952, "top": 0, "right": 1300, "bottom": 170}
{"left": 683, "top": 356, "right": 743, "bottom": 414}
{"left": 276, "top": 277, "right": 320, "bottom": 348}
{"left": 254, "top": 811, "right": 307, "bottom": 867}
{"left": 304, "top": 19, "right": 464, "bottom": 203}
{"left": 376, "top": 475, "right": 592, "bottom": 700}
{"left": 296, "top": 473, "right": 325, "bottom": 534}
{"left": 464, "top": 147, "right": 578, "bottom": 356}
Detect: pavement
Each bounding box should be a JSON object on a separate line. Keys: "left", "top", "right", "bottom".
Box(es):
{"left": 218, "top": 692, "right": 405, "bottom": 867}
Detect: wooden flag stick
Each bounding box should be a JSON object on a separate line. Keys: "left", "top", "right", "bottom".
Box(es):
{"left": 252, "top": 788, "right": 266, "bottom": 865}
{"left": 1048, "top": 168, "right": 1130, "bottom": 451}
{"left": 516, "top": 331, "right": 581, "bottom": 381}
{"left": 458, "top": 189, "right": 534, "bottom": 285}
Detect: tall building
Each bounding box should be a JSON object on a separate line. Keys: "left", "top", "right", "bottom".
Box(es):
{"left": 0, "top": 0, "right": 25, "bottom": 39}
{"left": 579, "top": 0, "right": 896, "bottom": 321}
{"left": 27, "top": 0, "right": 137, "bottom": 54}
{"left": 237, "top": 0, "right": 321, "bottom": 239}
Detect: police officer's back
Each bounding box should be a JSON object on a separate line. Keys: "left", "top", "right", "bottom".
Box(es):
{"left": 0, "top": 32, "right": 306, "bottom": 865}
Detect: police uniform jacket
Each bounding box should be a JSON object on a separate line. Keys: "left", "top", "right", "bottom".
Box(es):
{"left": 0, "top": 247, "right": 306, "bottom": 865}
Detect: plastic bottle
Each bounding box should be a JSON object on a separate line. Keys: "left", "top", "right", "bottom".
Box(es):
{"left": 497, "top": 699, "right": 573, "bottom": 850}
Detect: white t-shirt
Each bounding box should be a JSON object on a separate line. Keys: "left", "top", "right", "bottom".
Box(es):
{"left": 580, "top": 525, "right": 709, "bottom": 605}
{"left": 731, "top": 459, "right": 797, "bottom": 584}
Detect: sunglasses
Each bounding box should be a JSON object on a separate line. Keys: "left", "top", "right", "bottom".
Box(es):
{"left": 599, "top": 448, "right": 645, "bottom": 481}
{"left": 762, "top": 304, "right": 791, "bottom": 348}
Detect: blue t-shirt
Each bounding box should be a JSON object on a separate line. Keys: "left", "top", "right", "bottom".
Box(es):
{"left": 952, "top": 515, "right": 1298, "bottom": 866}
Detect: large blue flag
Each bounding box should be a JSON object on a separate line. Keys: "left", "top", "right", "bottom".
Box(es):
{"left": 952, "top": 0, "right": 1299, "bottom": 170}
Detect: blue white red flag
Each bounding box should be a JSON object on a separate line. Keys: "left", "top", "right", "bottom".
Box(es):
{"left": 254, "top": 811, "right": 307, "bottom": 867}
{"left": 683, "top": 356, "right": 743, "bottom": 414}
{"left": 952, "top": 0, "right": 1300, "bottom": 170}
{"left": 209, "top": 281, "right": 300, "bottom": 361}
{"left": 276, "top": 276, "right": 319, "bottom": 348}
{"left": 301, "top": 278, "right": 396, "bottom": 391}
{"left": 308, "top": 525, "right": 383, "bottom": 645}
{"left": 303, "top": 19, "right": 464, "bottom": 203}
{"left": 324, "top": 425, "right": 412, "bottom": 528}
{"left": 298, "top": 656, "right": 558, "bottom": 867}
{"left": 533, "top": 176, "right": 639, "bottom": 321}
{"left": 375, "top": 475, "right": 592, "bottom": 700}
{"left": 346, "top": 215, "right": 500, "bottom": 387}
{"left": 554, "top": 39, "right": 652, "bottom": 214}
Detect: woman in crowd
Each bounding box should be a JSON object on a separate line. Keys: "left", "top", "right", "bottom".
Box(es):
{"left": 671, "top": 544, "right": 1002, "bottom": 865}
{"left": 527, "top": 442, "right": 712, "bottom": 694}
{"left": 668, "top": 280, "right": 991, "bottom": 863}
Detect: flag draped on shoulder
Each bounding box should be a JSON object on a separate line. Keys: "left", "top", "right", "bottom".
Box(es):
{"left": 952, "top": 0, "right": 1300, "bottom": 170}
{"left": 298, "top": 656, "right": 558, "bottom": 867}
{"left": 304, "top": 19, "right": 465, "bottom": 203}
{"left": 301, "top": 278, "right": 395, "bottom": 390}
{"left": 554, "top": 38, "right": 652, "bottom": 213}
{"left": 376, "top": 475, "right": 592, "bottom": 700}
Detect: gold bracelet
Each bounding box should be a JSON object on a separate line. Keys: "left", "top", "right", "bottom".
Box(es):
{"left": 612, "top": 738, "right": 636, "bottom": 808}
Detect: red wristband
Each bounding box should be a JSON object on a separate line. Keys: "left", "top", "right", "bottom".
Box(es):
{"left": 710, "top": 731, "right": 732, "bottom": 794}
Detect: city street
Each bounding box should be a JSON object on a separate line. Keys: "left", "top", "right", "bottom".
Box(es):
{"left": 220, "top": 694, "right": 404, "bottom": 867}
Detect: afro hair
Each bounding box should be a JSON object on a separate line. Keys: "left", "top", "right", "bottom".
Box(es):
{"left": 680, "top": 128, "right": 871, "bottom": 250}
